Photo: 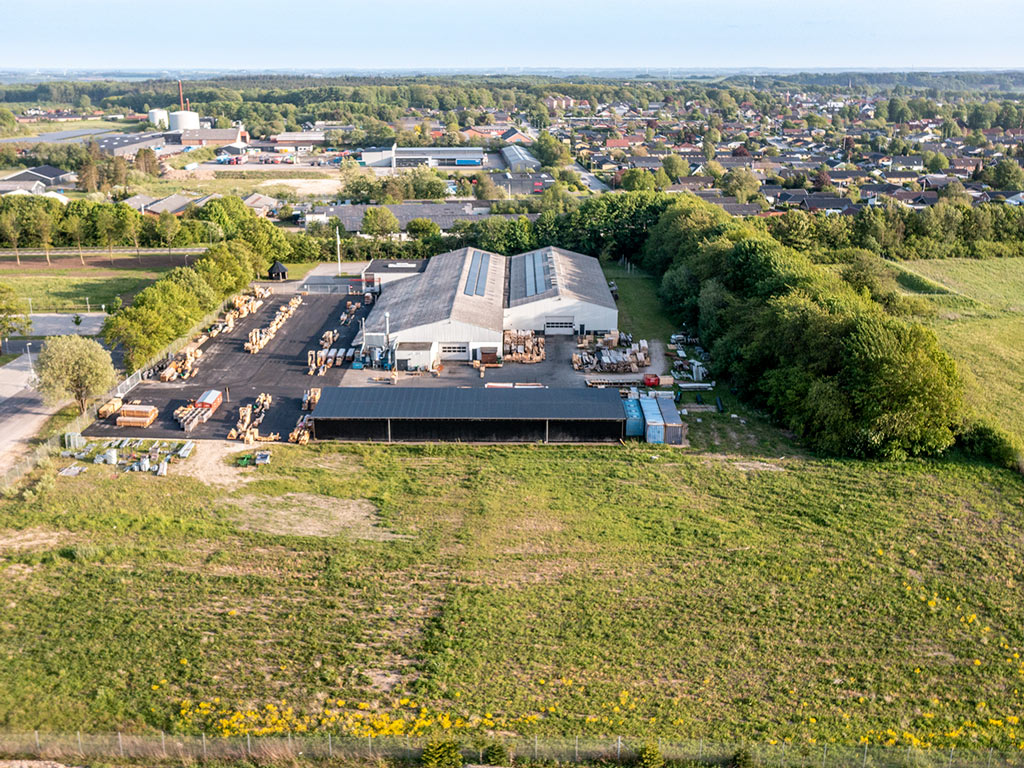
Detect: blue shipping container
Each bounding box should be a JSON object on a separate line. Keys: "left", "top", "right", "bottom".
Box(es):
{"left": 622, "top": 398, "right": 644, "bottom": 438}
{"left": 658, "top": 398, "right": 684, "bottom": 445}
{"left": 639, "top": 397, "right": 665, "bottom": 444}
{"left": 456, "top": 158, "right": 482, "bottom": 165}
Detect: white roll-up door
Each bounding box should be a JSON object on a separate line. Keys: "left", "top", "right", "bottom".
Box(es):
{"left": 439, "top": 343, "right": 469, "bottom": 360}
{"left": 544, "top": 316, "right": 574, "bottom": 335}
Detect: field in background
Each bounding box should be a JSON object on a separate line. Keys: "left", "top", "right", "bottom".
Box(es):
{"left": 2, "top": 265, "right": 171, "bottom": 312}
{"left": 896, "top": 258, "right": 1024, "bottom": 444}
{"left": 0, "top": 442, "right": 1021, "bottom": 751}
{"left": 601, "top": 263, "right": 676, "bottom": 342}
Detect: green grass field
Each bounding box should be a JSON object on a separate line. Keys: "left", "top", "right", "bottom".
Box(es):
{"left": 2, "top": 265, "right": 170, "bottom": 312}
{"left": 1, "top": 443, "right": 1022, "bottom": 752}
{"left": 895, "top": 258, "right": 1024, "bottom": 444}
{"left": 602, "top": 263, "right": 677, "bottom": 342}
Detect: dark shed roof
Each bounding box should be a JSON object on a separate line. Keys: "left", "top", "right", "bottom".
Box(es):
{"left": 312, "top": 387, "right": 625, "bottom": 421}
{"left": 268, "top": 260, "right": 288, "bottom": 276}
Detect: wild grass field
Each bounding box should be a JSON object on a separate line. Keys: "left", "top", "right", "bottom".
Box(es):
{"left": 1, "top": 441, "right": 1022, "bottom": 752}
{"left": 894, "top": 258, "right": 1024, "bottom": 445}
{"left": 602, "top": 264, "right": 677, "bottom": 342}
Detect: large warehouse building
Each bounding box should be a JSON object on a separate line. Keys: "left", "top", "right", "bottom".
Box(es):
{"left": 360, "top": 143, "right": 485, "bottom": 168}
{"left": 356, "top": 246, "right": 617, "bottom": 369}
{"left": 311, "top": 387, "right": 627, "bottom": 443}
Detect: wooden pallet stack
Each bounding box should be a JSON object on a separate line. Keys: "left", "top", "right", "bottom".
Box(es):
{"left": 302, "top": 388, "right": 321, "bottom": 411}
{"left": 288, "top": 415, "right": 312, "bottom": 445}
{"left": 116, "top": 403, "right": 158, "bottom": 428}
{"left": 573, "top": 338, "right": 650, "bottom": 373}
{"left": 320, "top": 329, "right": 339, "bottom": 348}
{"left": 503, "top": 330, "right": 545, "bottom": 363}
{"left": 244, "top": 296, "right": 303, "bottom": 354}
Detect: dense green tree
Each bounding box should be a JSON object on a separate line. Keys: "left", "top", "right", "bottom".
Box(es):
{"left": 361, "top": 207, "right": 400, "bottom": 237}
{"left": 37, "top": 335, "right": 116, "bottom": 414}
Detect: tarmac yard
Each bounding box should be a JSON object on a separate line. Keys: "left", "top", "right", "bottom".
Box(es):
{"left": 84, "top": 287, "right": 371, "bottom": 443}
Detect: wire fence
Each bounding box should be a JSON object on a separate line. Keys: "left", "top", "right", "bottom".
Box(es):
{"left": 0, "top": 302, "right": 228, "bottom": 489}
{"left": 0, "top": 733, "right": 1021, "bottom": 767}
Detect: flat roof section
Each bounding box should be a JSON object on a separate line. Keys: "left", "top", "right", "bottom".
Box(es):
{"left": 312, "top": 387, "right": 626, "bottom": 422}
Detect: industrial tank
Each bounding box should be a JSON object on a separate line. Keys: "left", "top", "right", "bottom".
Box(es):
{"left": 168, "top": 110, "right": 200, "bottom": 131}
{"left": 147, "top": 108, "right": 169, "bottom": 129}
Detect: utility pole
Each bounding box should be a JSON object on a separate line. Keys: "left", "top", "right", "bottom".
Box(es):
{"left": 336, "top": 227, "right": 342, "bottom": 277}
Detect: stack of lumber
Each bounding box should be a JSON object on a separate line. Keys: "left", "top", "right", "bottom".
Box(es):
{"left": 303, "top": 388, "right": 321, "bottom": 411}
{"left": 227, "top": 404, "right": 253, "bottom": 440}
{"left": 307, "top": 349, "right": 329, "bottom": 375}
{"left": 98, "top": 397, "right": 123, "bottom": 419}
{"left": 503, "top": 330, "right": 545, "bottom": 363}
{"left": 228, "top": 393, "right": 273, "bottom": 442}
{"left": 320, "top": 330, "right": 339, "bottom": 349}
{"left": 116, "top": 403, "right": 157, "bottom": 428}
{"left": 244, "top": 296, "right": 302, "bottom": 353}
{"left": 572, "top": 339, "right": 650, "bottom": 372}
{"left": 340, "top": 301, "right": 361, "bottom": 326}
{"left": 288, "top": 415, "right": 311, "bottom": 445}
{"left": 174, "top": 404, "right": 210, "bottom": 432}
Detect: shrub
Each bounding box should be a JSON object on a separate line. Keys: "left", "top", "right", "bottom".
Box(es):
{"left": 730, "top": 748, "right": 756, "bottom": 768}
{"left": 635, "top": 743, "right": 664, "bottom": 768}
{"left": 421, "top": 740, "right": 464, "bottom": 768}
{"left": 957, "top": 420, "right": 1024, "bottom": 472}
{"left": 483, "top": 742, "right": 510, "bottom": 766}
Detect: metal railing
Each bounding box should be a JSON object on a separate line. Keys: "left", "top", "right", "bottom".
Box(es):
{"left": 0, "top": 732, "right": 1020, "bottom": 767}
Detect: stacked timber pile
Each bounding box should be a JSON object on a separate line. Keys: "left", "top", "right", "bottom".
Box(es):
{"left": 244, "top": 295, "right": 302, "bottom": 353}
{"left": 307, "top": 348, "right": 344, "bottom": 375}
{"left": 320, "top": 330, "right": 339, "bottom": 349}
{"left": 503, "top": 330, "right": 545, "bottom": 363}
{"left": 98, "top": 397, "right": 123, "bottom": 419}
{"left": 228, "top": 393, "right": 277, "bottom": 443}
{"left": 159, "top": 337, "right": 207, "bottom": 381}
{"left": 116, "top": 402, "right": 158, "bottom": 428}
{"left": 175, "top": 389, "right": 223, "bottom": 432}
{"left": 573, "top": 338, "right": 650, "bottom": 373}
{"left": 289, "top": 415, "right": 312, "bottom": 445}
{"left": 302, "top": 388, "right": 321, "bottom": 411}
{"left": 340, "top": 301, "right": 361, "bottom": 326}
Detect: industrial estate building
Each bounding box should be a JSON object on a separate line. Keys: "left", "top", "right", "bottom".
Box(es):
{"left": 359, "top": 144, "right": 485, "bottom": 168}
{"left": 310, "top": 387, "right": 627, "bottom": 443}
{"left": 356, "top": 247, "right": 617, "bottom": 369}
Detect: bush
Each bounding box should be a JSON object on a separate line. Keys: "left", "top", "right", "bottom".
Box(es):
{"left": 957, "top": 420, "right": 1024, "bottom": 471}
{"left": 730, "top": 748, "right": 756, "bottom": 768}
{"left": 421, "top": 740, "right": 464, "bottom": 768}
{"left": 483, "top": 742, "right": 510, "bottom": 766}
{"left": 635, "top": 743, "right": 664, "bottom": 768}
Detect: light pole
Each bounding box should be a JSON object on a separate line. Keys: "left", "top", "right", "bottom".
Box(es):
{"left": 25, "top": 342, "right": 35, "bottom": 386}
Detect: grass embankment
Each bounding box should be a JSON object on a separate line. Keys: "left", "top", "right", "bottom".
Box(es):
{"left": 2, "top": 265, "right": 170, "bottom": 312}
{"left": 894, "top": 258, "right": 1024, "bottom": 445}
{"left": 602, "top": 263, "right": 676, "bottom": 342}
{"left": 1, "top": 443, "right": 1023, "bottom": 751}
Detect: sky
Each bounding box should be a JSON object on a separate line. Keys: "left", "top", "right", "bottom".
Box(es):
{"left": 3, "top": 0, "right": 1024, "bottom": 72}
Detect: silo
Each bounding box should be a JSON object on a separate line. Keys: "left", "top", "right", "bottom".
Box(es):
{"left": 168, "top": 110, "right": 200, "bottom": 131}
{"left": 147, "top": 108, "right": 169, "bottom": 129}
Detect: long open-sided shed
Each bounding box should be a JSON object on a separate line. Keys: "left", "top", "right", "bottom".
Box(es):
{"left": 311, "top": 387, "right": 626, "bottom": 443}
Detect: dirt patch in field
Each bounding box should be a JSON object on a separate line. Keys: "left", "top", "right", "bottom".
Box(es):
{"left": 732, "top": 460, "right": 784, "bottom": 472}
{"left": 174, "top": 440, "right": 260, "bottom": 489}
{"left": 230, "top": 493, "right": 408, "bottom": 540}
{"left": 258, "top": 178, "right": 344, "bottom": 196}
{"left": 0, "top": 528, "right": 66, "bottom": 553}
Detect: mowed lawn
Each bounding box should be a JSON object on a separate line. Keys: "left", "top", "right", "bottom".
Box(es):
{"left": 897, "top": 258, "right": 1024, "bottom": 445}
{"left": 1, "top": 443, "right": 1023, "bottom": 751}
{"left": 1, "top": 266, "right": 170, "bottom": 312}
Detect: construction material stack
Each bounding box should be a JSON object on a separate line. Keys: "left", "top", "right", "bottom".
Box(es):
{"left": 244, "top": 295, "right": 302, "bottom": 353}
{"left": 117, "top": 403, "right": 158, "bottom": 428}
{"left": 288, "top": 414, "right": 312, "bottom": 445}
{"left": 503, "top": 330, "right": 545, "bottom": 363}
{"left": 160, "top": 336, "right": 207, "bottom": 381}
{"left": 573, "top": 337, "right": 650, "bottom": 373}
{"left": 302, "top": 388, "right": 321, "bottom": 411}
{"left": 174, "top": 389, "right": 222, "bottom": 432}
{"left": 340, "top": 300, "right": 361, "bottom": 326}
{"left": 98, "top": 397, "right": 123, "bottom": 419}
{"left": 227, "top": 393, "right": 278, "bottom": 443}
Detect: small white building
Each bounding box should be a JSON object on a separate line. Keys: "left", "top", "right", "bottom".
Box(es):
{"left": 357, "top": 246, "right": 617, "bottom": 368}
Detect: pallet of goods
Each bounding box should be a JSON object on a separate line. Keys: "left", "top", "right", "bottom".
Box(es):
{"left": 116, "top": 403, "right": 158, "bottom": 428}
{"left": 502, "top": 329, "right": 545, "bottom": 363}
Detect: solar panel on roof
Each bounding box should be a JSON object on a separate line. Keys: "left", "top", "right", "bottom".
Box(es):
{"left": 533, "top": 251, "right": 546, "bottom": 295}
{"left": 524, "top": 252, "right": 536, "bottom": 296}
{"left": 464, "top": 250, "right": 482, "bottom": 296}
{"left": 475, "top": 252, "right": 489, "bottom": 296}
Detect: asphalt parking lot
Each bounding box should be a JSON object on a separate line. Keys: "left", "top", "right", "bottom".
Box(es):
{"left": 84, "top": 286, "right": 371, "bottom": 443}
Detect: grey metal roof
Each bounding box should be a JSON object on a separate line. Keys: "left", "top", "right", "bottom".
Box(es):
{"left": 362, "top": 259, "right": 427, "bottom": 275}
{"left": 507, "top": 247, "right": 616, "bottom": 309}
{"left": 312, "top": 387, "right": 626, "bottom": 421}
{"left": 361, "top": 248, "right": 506, "bottom": 335}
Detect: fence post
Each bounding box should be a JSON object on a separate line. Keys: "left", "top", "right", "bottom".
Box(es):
{"left": 862, "top": 742, "right": 867, "bottom": 768}
{"left": 118, "top": 732, "right": 123, "bottom": 757}
{"left": 202, "top": 732, "right": 207, "bottom": 761}
{"left": 949, "top": 747, "right": 954, "bottom": 768}
{"left": 617, "top": 735, "right": 621, "bottom": 763}
{"left": 328, "top": 733, "right": 332, "bottom": 759}
{"left": 534, "top": 734, "right": 538, "bottom": 760}
{"left": 247, "top": 733, "right": 251, "bottom": 757}
{"left": 699, "top": 737, "right": 703, "bottom": 762}
{"left": 161, "top": 730, "right": 166, "bottom": 756}
{"left": 821, "top": 743, "right": 827, "bottom": 768}
{"left": 781, "top": 741, "right": 786, "bottom": 768}
{"left": 987, "top": 747, "right": 993, "bottom": 768}
{"left": 34, "top": 730, "right": 40, "bottom": 755}
{"left": 575, "top": 734, "right": 579, "bottom": 763}
{"left": 78, "top": 730, "right": 83, "bottom": 755}
{"left": 368, "top": 734, "right": 372, "bottom": 755}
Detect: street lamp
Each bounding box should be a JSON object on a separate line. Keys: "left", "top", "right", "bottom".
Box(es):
{"left": 25, "top": 342, "right": 35, "bottom": 385}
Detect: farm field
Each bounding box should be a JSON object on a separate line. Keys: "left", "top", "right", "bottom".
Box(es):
{"left": 895, "top": 258, "right": 1024, "bottom": 445}
{"left": 1, "top": 442, "right": 1022, "bottom": 751}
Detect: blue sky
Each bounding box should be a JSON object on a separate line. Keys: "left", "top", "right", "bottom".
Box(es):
{"left": 3, "top": 0, "right": 1024, "bottom": 71}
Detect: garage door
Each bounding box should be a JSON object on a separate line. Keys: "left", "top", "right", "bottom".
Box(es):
{"left": 544, "top": 316, "right": 574, "bottom": 335}
{"left": 439, "top": 343, "right": 469, "bottom": 360}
